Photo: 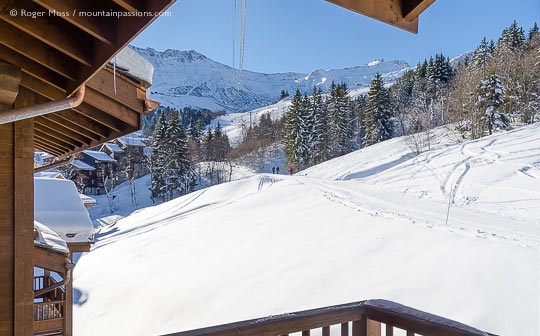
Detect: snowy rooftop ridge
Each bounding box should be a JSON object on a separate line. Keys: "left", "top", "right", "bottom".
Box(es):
{"left": 72, "top": 159, "right": 96, "bottom": 171}
{"left": 34, "top": 220, "right": 70, "bottom": 255}
{"left": 117, "top": 136, "right": 146, "bottom": 147}
{"left": 83, "top": 150, "right": 117, "bottom": 163}
{"left": 103, "top": 142, "right": 125, "bottom": 153}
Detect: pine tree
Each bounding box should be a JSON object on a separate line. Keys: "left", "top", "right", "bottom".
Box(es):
{"left": 311, "top": 88, "right": 329, "bottom": 164}
{"left": 363, "top": 73, "right": 393, "bottom": 146}
{"left": 497, "top": 20, "right": 526, "bottom": 53}
{"left": 476, "top": 72, "right": 510, "bottom": 135}
{"left": 529, "top": 22, "right": 539, "bottom": 41}
{"left": 150, "top": 112, "right": 168, "bottom": 201}
{"left": 472, "top": 37, "right": 493, "bottom": 75}
{"left": 429, "top": 54, "right": 453, "bottom": 84}
{"left": 333, "top": 83, "right": 354, "bottom": 155}
{"left": 283, "top": 89, "right": 303, "bottom": 168}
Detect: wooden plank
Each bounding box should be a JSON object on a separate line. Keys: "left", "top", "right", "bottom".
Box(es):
{"left": 35, "top": 123, "right": 83, "bottom": 148}
{"left": 34, "top": 247, "right": 66, "bottom": 274}
{"left": 367, "top": 320, "right": 381, "bottom": 336}
{"left": 67, "top": 243, "right": 92, "bottom": 253}
{"left": 0, "top": 61, "right": 21, "bottom": 106}
{"left": 302, "top": 331, "right": 310, "bottom": 336}
{"left": 13, "top": 88, "right": 35, "bottom": 336}
{"left": 35, "top": 130, "right": 75, "bottom": 151}
{"left": 112, "top": 0, "right": 141, "bottom": 13}
{"left": 65, "top": 259, "right": 73, "bottom": 336}
{"left": 75, "top": 102, "right": 126, "bottom": 133}
{"left": 87, "top": 66, "right": 144, "bottom": 113}
{"left": 0, "top": 20, "right": 78, "bottom": 81}
{"left": 386, "top": 324, "right": 394, "bottom": 336}
{"left": 41, "top": 114, "right": 101, "bottom": 142}
{"left": 402, "top": 0, "right": 436, "bottom": 22}
{"left": 84, "top": 87, "right": 140, "bottom": 126}
{"left": 34, "top": 140, "right": 64, "bottom": 157}
{"left": 0, "top": 0, "right": 95, "bottom": 66}
{"left": 50, "top": 109, "right": 110, "bottom": 139}
{"left": 341, "top": 322, "right": 349, "bottom": 336}
{"left": 0, "top": 44, "right": 67, "bottom": 91}
{"left": 322, "top": 326, "right": 330, "bottom": 336}
{"left": 35, "top": 117, "right": 93, "bottom": 144}
{"left": 0, "top": 121, "right": 14, "bottom": 336}
{"left": 352, "top": 317, "right": 367, "bottom": 336}
{"left": 406, "top": 331, "right": 414, "bottom": 336}
{"left": 33, "top": 317, "right": 64, "bottom": 333}
{"left": 33, "top": 0, "right": 115, "bottom": 45}
{"left": 324, "top": 0, "right": 419, "bottom": 34}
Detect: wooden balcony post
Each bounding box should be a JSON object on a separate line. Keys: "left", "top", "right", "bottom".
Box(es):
{"left": 367, "top": 319, "right": 381, "bottom": 336}
{"left": 0, "top": 86, "right": 35, "bottom": 336}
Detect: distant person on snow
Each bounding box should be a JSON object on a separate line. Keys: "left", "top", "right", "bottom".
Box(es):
{"left": 272, "top": 167, "right": 275, "bottom": 174}
{"left": 276, "top": 166, "right": 280, "bottom": 174}
{"left": 289, "top": 167, "right": 294, "bottom": 175}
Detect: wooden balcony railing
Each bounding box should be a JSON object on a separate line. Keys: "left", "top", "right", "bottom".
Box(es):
{"left": 34, "top": 300, "right": 64, "bottom": 321}
{"left": 164, "top": 300, "right": 496, "bottom": 336}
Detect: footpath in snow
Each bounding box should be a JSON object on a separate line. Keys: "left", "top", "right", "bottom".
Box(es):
{"left": 76, "top": 124, "right": 540, "bottom": 336}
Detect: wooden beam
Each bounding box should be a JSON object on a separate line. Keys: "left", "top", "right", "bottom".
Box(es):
{"left": 35, "top": 116, "right": 92, "bottom": 144}
{"left": 34, "top": 140, "right": 64, "bottom": 157}
{"left": 32, "top": 0, "right": 115, "bottom": 45}
{"left": 112, "top": 0, "right": 142, "bottom": 13}
{"left": 75, "top": 102, "right": 126, "bottom": 133}
{"left": 35, "top": 130, "right": 75, "bottom": 151}
{"left": 0, "top": 61, "right": 21, "bottom": 106}
{"left": 35, "top": 122, "right": 84, "bottom": 147}
{"left": 41, "top": 114, "right": 101, "bottom": 142}
{"left": 0, "top": 20, "right": 79, "bottom": 81}
{"left": 67, "top": 0, "right": 176, "bottom": 94}
{"left": 324, "top": 0, "right": 418, "bottom": 34}
{"left": 0, "top": 121, "right": 15, "bottom": 336}
{"left": 0, "top": 44, "right": 66, "bottom": 91}
{"left": 87, "top": 68, "right": 144, "bottom": 113}
{"left": 85, "top": 87, "right": 140, "bottom": 127}
{"left": 13, "top": 88, "right": 35, "bottom": 336}
{"left": 401, "top": 0, "right": 435, "bottom": 22}
{"left": 33, "top": 247, "right": 66, "bottom": 274}
{"left": 59, "top": 125, "right": 138, "bottom": 159}
{"left": 0, "top": 0, "right": 95, "bottom": 66}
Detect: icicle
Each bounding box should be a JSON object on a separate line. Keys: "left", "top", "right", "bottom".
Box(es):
{"left": 238, "top": 0, "right": 247, "bottom": 90}
{"left": 113, "top": 56, "right": 117, "bottom": 95}
{"left": 232, "top": 0, "right": 236, "bottom": 71}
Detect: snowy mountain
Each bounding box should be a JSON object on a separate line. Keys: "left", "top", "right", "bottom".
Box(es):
{"left": 75, "top": 123, "right": 540, "bottom": 336}
{"left": 131, "top": 46, "right": 410, "bottom": 113}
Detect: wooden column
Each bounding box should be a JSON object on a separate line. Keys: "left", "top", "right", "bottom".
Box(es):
{"left": 65, "top": 253, "right": 73, "bottom": 336}
{"left": 0, "top": 86, "right": 35, "bottom": 335}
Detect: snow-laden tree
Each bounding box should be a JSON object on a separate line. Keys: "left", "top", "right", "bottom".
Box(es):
{"left": 150, "top": 112, "right": 168, "bottom": 201}
{"left": 428, "top": 53, "right": 453, "bottom": 84}
{"left": 311, "top": 87, "right": 329, "bottom": 164}
{"left": 477, "top": 72, "right": 511, "bottom": 135}
{"left": 283, "top": 89, "right": 303, "bottom": 168}
{"left": 471, "top": 37, "right": 494, "bottom": 76}
{"left": 363, "top": 73, "right": 393, "bottom": 146}
{"left": 497, "top": 20, "right": 526, "bottom": 54}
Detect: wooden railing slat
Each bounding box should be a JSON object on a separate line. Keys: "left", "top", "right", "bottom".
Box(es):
{"left": 302, "top": 331, "right": 310, "bottom": 336}
{"left": 386, "top": 324, "right": 394, "bottom": 336}
{"left": 323, "top": 326, "right": 330, "bottom": 336}
{"left": 341, "top": 322, "right": 349, "bottom": 336}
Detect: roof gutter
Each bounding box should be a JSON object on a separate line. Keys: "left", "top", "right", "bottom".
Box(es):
{"left": 34, "top": 155, "right": 74, "bottom": 173}
{"left": 0, "top": 85, "right": 85, "bottom": 125}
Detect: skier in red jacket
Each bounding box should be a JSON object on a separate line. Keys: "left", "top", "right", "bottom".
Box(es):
{"left": 289, "top": 167, "right": 294, "bottom": 175}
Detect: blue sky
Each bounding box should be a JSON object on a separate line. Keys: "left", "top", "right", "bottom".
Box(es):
{"left": 132, "top": 0, "right": 540, "bottom": 74}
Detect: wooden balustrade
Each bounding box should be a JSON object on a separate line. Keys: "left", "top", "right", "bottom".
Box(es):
{"left": 164, "top": 300, "right": 496, "bottom": 336}
{"left": 34, "top": 300, "right": 64, "bottom": 321}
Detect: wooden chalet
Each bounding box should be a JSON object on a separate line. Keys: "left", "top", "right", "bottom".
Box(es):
{"left": 0, "top": 1, "right": 495, "bottom": 336}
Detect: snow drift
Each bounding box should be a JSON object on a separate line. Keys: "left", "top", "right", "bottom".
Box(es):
{"left": 74, "top": 124, "right": 540, "bottom": 336}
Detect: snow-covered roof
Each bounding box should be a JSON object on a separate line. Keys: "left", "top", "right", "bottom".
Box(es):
{"left": 108, "top": 46, "right": 154, "bottom": 85}
{"left": 34, "top": 178, "right": 94, "bottom": 244}
{"left": 102, "top": 142, "right": 125, "bottom": 153}
{"left": 83, "top": 150, "right": 117, "bottom": 163}
{"left": 34, "top": 151, "right": 54, "bottom": 165}
{"left": 72, "top": 159, "right": 96, "bottom": 171}
{"left": 80, "top": 193, "right": 96, "bottom": 205}
{"left": 34, "top": 220, "right": 70, "bottom": 255}
{"left": 118, "top": 136, "right": 146, "bottom": 147}
{"left": 34, "top": 171, "right": 65, "bottom": 179}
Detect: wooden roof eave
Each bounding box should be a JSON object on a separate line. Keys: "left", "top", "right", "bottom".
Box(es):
{"left": 324, "top": 0, "right": 436, "bottom": 34}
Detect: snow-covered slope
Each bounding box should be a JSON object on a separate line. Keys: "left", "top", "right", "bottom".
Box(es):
{"left": 73, "top": 124, "right": 539, "bottom": 336}
{"left": 132, "top": 46, "right": 410, "bottom": 113}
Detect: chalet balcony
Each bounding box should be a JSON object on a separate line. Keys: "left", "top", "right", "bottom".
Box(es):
{"left": 33, "top": 275, "right": 66, "bottom": 336}
{"left": 165, "top": 300, "right": 496, "bottom": 336}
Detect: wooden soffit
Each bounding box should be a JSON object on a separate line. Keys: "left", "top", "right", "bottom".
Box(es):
{"left": 325, "top": 0, "right": 436, "bottom": 33}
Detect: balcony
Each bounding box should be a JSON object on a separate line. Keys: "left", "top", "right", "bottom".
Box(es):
{"left": 164, "top": 300, "right": 496, "bottom": 336}
{"left": 33, "top": 275, "right": 66, "bottom": 336}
